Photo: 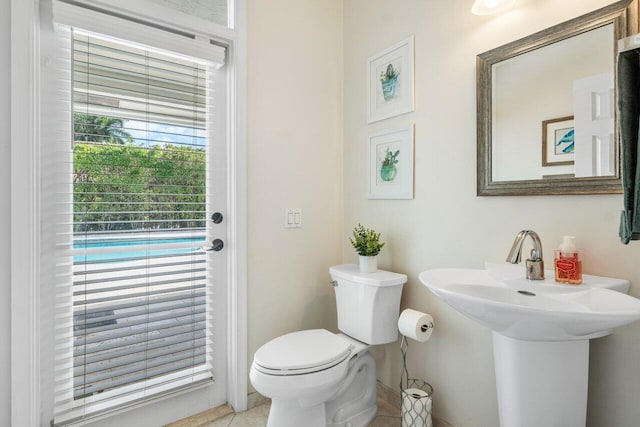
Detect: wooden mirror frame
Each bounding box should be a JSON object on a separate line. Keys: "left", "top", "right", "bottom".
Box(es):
{"left": 477, "top": 0, "right": 639, "bottom": 196}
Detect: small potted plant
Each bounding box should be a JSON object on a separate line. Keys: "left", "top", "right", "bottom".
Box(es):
{"left": 380, "top": 63, "right": 400, "bottom": 101}
{"left": 350, "top": 223, "right": 385, "bottom": 273}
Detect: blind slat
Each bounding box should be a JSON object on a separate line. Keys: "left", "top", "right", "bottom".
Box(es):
{"left": 68, "top": 322, "right": 208, "bottom": 357}
{"left": 74, "top": 316, "right": 207, "bottom": 348}
{"left": 75, "top": 348, "right": 207, "bottom": 390}
{"left": 76, "top": 332, "right": 207, "bottom": 366}
{"left": 73, "top": 302, "right": 206, "bottom": 334}
{"left": 73, "top": 353, "right": 207, "bottom": 399}
{"left": 73, "top": 258, "right": 206, "bottom": 276}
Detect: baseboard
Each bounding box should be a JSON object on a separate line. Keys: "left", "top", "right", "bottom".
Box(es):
{"left": 376, "top": 379, "right": 402, "bottom": 409}
{"left": 165, "top": 391, "right": 269, "bottom": 426}
{"left": 163, "top": 404, "right": 233, "bottom": 427}
{"left": 246, "top": 391, "right": 270, "bottom": 410}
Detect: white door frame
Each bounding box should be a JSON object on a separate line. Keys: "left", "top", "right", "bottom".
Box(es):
{"left": 9, "top": 1, "right": 248, "bottom": 424}
{"left": 10, "top": 1, "right": 41, "bottom": 426}
{"left": 225, "top": 0, "right": 249, "bottom": 411}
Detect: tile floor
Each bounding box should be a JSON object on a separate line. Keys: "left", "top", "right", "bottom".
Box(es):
{"left": 202, "top": 397, "right": 402, "bottom": 426}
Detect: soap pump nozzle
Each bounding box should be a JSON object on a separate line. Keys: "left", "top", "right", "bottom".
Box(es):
{"left": 560, "top": 235, "right": 577, "bottom": 257}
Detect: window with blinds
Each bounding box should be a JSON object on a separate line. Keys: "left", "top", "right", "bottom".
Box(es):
{"left": 52, "top": 31, "right": 217, "bottom": 424}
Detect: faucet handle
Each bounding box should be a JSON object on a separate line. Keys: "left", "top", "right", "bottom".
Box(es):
{"left": 526, "top": 258, "right": 545, "bottom": 280}
{"left": 529, "top": 248, "right": 542, "bottom": 261}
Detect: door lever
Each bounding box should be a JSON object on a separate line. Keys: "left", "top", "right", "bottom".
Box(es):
{"left": 210, "top": 212, "right": 223, "bottom": 224}
{"left": 202, "top": 238, "right": 224, "bottom": 252}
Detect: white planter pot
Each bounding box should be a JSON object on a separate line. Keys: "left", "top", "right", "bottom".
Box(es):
{"left": 359, "top": 255, "right": 378, "bottom": 273}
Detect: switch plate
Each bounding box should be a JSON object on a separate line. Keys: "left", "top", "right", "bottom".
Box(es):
{"left": 284, "top": 208, "right": 302, "bottom": 228}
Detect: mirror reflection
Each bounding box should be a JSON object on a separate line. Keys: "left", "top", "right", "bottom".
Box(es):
{"left": 476, "top": 1, "right": 636, "bottom": 196}
{"left": 492, "top": 24, "right": 614, "bottom": 182}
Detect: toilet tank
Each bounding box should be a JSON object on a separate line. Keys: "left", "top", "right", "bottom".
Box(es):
{"left": 329, "top": 264, "right": 406, "bottom": 345}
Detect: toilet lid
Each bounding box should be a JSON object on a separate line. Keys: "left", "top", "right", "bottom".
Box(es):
{"left": 254, "top": 329, "right": 352, "bottom": 374}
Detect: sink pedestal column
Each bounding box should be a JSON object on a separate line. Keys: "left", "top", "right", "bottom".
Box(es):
{"left": 492, "top": 332, "right": 589, "bottom": 427}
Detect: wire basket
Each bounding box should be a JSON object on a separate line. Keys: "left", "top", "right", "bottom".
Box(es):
{"left": 400, "top": 336, "right": 434, "bottom": 427}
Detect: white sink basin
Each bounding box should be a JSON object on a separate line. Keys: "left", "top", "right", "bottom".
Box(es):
{"left": 419, "top": 262, "right": 640, "bottom": 341}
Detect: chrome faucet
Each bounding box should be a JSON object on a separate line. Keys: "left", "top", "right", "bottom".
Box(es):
{"left": 506, "top": 230, "right": 545, "bottom": 280}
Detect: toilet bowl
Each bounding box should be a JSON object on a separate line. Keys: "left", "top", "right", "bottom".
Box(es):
{"left": 250, "top": 330, "right": 375, "bottom": 426}
{"left": 250, "top": 264, "right": 407, "bottom": 427}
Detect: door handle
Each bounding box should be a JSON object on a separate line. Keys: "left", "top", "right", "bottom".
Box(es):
{"left": 202, "top": 238, "right": 224, "bottom": 252}
{"left": 210, "top": 212, "right": 223, "bottom": 224}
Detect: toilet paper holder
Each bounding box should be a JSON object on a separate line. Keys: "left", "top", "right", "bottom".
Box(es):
{"left": 420, "top": 323, "right": 433, "bottom": 333}
{"left": 400, "top": 336, "right": 434, "bottom": 427}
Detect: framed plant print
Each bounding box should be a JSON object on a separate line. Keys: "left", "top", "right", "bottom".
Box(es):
{"left": 367, "top": 36, "right": 415, "bottom": 123}
{"left": 542, "top": 116, "right": 575, "bottom": 166}
{"left": 367, "top": 125, "right": 414, "bottom": 199}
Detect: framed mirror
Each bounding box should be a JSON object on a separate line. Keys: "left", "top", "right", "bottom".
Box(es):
{"left": 477, "top": 0, "right": 639, "bottom": 196}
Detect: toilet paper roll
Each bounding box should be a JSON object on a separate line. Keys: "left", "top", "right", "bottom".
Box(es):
{"left": 398, "top": 309, "right": 434, "bottom": 342}
{"left": 401, "top": 388, "right": 433, "bottom": 427}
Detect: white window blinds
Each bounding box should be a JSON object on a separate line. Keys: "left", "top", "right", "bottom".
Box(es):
{"left": 48, "top": 29, "right": 221, "bottom": 425}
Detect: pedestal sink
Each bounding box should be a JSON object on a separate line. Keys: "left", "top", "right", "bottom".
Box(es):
{"left": 419, "top": 262, "right": 640, "bottom": 427}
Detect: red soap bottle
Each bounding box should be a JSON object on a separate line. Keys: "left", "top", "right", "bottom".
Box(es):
{"left": 554, "top": 236, "right": 582, "bottom": 285}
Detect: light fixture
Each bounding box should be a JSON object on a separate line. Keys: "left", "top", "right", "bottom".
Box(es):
{"left": 471, "top": 0, "right": 516, "bottom": 15}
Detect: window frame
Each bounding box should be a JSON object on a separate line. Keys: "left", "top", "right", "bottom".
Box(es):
{"left": 9, "top": 0, "right": 248, "bottom": 424}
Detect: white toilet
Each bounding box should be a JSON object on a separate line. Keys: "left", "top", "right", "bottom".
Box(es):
{"left": 250, "top": 264, "right": 406, "bottom": 427}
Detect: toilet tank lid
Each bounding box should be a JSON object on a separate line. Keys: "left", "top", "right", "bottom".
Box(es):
{"left": 330, "top": 264, "right": 407, "bottom": 287}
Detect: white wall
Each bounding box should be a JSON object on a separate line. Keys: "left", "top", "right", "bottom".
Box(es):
{"left": 247, "top": 0, "right": 344, "bottom": 385}
{"left": 1, "top": 0, "right": 11, "bottom": 425}
{"left": 343, "top": 1, "right": 640, "bottom": 426}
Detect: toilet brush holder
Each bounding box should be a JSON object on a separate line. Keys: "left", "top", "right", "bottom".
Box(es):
{"left": 400, "top": 336, "right": 434, "bottom": 427}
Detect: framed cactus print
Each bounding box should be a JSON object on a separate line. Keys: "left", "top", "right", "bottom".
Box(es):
{"left": 367, "top": 36, "right": 415, "bottom": 123}
{"left": 368, "top": 125, "right": 414, "bottom": 199}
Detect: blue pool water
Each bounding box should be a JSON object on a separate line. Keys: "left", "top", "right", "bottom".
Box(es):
{"left": 73, "top": 237, "right": 206, "bottom": 263}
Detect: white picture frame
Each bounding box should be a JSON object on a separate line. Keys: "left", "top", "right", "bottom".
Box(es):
{"left": 367, "top": 36, "right": 415, "bottom": 123}
{"left": 368, "top": 125, "right": 414, "bottom": 199}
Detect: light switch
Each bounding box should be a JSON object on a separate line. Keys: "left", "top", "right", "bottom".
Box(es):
{"left": 284, "top": 208, "right": 302, "bottom": 228}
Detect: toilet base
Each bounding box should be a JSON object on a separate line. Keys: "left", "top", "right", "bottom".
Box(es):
{"left": 267, "top": 399, "right": 326, "bottom": 427}
{"left": 265, "top": 351, "right": 378, "bottom": 427}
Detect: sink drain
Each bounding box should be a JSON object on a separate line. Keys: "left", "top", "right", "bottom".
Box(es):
{"left": 517, "top": 290, "right": 536, "bottom": 296}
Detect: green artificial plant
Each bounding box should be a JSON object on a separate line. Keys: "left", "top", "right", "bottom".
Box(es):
{"left": 349, "top": 223, "right": 385, "bottom": 256}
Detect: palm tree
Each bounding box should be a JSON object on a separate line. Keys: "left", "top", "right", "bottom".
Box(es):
{"left": 74, "top": 113, "right": 134, "bottom": 144}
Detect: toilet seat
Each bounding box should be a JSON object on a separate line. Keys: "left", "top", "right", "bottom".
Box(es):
{"left": 253, "top": 329, "right": 353, "bottom": 376}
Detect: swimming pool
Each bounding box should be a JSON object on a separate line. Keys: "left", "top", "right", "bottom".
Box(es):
{"left": 73, "top": 236, "right": 206, "bottom": 263}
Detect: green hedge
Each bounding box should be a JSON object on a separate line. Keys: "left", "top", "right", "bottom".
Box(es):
{"left": 73, "top": 142, "right": 206, "bottom": 232}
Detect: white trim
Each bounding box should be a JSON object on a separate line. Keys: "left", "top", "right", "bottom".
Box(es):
{"left": 62, "top": 380, "right": 213, "bottom": 427}
{"left": 225, "top": 0, "right": 248, "bottom": 412}
{"left": 228, "top": 0, "right": 237, "bottom": 30}
{"left": 58, "top": 0, "right": 235, "bottom": 42}
{"left": 10, "top": 0, "right": 41, "bottom": 426}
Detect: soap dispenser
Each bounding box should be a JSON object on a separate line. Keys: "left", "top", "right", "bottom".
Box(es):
{"left": 554, "top": 236, "right": 582, "bottom": 284}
